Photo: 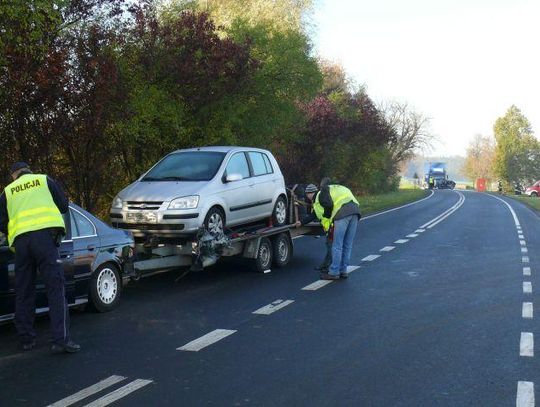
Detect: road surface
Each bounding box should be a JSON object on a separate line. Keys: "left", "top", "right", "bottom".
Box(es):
{"left": 1, "top": 190, "right": 538, "bottom": 406}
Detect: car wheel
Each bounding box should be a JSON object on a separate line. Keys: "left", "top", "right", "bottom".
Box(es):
{"left": 251, "top": 237, "right": 273, "bottom": 272}
{"left": 272, "top": 196, "right": 287, "bottom": 226}
{"left": 272, "top": 233, "right": 292, "bottom": 268}
{"left": 89, "top": 264, "right": 121, "bottom": 313}
{"left": 204, "top": 207, "right": 225, "bottom": 235}
{"left": 532, "top": 192, "right": 538, "bottom": 197}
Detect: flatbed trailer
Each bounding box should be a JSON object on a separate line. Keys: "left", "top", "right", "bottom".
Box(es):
{"left": 124, "top": 191, "right": 322, "bottom": 279}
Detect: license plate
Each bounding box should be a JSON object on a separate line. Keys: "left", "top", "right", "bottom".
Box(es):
{"left": 126, "top": 212, "right": 157, "bottom": 224}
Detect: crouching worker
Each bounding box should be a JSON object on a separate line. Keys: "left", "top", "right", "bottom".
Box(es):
{"left": 297, "top": 183, "right": 361, "bottom": 280}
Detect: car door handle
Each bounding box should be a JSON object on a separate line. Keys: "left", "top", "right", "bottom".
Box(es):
{"left": 87, "top": 245, "right": 96, "bottom": 251}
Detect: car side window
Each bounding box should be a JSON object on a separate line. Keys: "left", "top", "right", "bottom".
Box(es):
{"left": 248, "top": 152, "right": 268, "bottom": 176}
{"left": 226, "top": 153, "right": 250, "bottom": 179}
{"left": 262, "top": 154, "right": 273, "bottom": 174}
{"left": 70, "top": 209, "right": 95, "bottom": 238}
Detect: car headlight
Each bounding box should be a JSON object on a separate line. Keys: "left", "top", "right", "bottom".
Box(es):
{"left": 112, "top": 196, "right": 123, "bottom": 209}
{"left": 168, "top": 195, "right": 199, "bottom": 210}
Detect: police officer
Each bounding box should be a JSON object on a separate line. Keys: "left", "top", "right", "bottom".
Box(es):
{"left": 0, "top": 162, "right": 80, "bottom": 353}
{"left": 297, "top": 182, "right": 361, "bottom": 280}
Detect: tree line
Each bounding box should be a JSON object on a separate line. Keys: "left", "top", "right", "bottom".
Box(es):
{"left": 0, "top": 0, "right": 430, "bottom": 217}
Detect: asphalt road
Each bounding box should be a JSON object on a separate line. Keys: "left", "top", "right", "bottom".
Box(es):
{"left": 1, "top": 190, "right": 539, "bottom": 406}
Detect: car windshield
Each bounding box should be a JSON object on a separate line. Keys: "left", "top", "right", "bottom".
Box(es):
{"left": 142, "top": 152, "right": 226, "bottom": 182}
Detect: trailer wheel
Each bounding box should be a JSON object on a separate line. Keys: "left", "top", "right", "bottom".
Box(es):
{"left": 272, "top": 233, "right": 292, "bottom": 268}
{"left": 251, "top": 237, "right": 273, "bottom": 272}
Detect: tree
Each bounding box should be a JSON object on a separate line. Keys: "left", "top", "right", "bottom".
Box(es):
{"left": 493, "top": 105, "right": 539, "bottom": 184}
{"left": 463, "top": 134, "right": 495, "bottom": 181}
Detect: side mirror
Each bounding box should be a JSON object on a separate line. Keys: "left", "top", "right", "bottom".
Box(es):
{"left": 225, "top": 173, "right": 243, "bottom": 183}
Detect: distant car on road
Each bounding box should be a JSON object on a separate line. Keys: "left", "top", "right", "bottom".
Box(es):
{"left": 0, "top": 204, "right": 135, "bottom": 322}
{"left": 110, "top": 146, "right": 288, "bottom": 240}
{"left": 524, "top": 181, "right": 540, "bottom": 197}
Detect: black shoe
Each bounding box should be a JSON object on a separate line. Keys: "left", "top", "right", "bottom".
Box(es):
{"left": 51, "top": 341, "right": 81, "bottom": 354}
{"left": 21, "top": 340, "right": 36, "bottom": 351}
{"left": 339, "top": 272, "right": 348, "bottom": 279}
{"left": 320, "top": 272, "right": 339, "bottom": 280}
{"left": 314, "top": 265, "right": 328, "bottom": 272}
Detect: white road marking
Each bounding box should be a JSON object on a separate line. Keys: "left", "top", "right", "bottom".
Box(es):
{"left": 302, "top": 280, "right": 333, "bottom": 291}
{"left": 524, "top": 282, "right": 533, "bottom": 294}
{"left": 347, "top": 265, "right": 360, "bottom": 272}
{"left": 520, "top": 240, "right": 527, "bottom": 246}
{"left": 48, "top": 376, "right": 127, "bottom": 407}
{"left": 406, "top": 234, "right": 418, "bottom": 238}
{"left": 519, "top": 235, "right": 525, "bottom": 239}
{"left": 253, "top": 299, "right": 294, "bottom": 315}
{"left": 523, "top": 303, "right": 534, "bottom": 319}
{"left": 83, "top": 379, "right": 153, "bottom": 407}
{"left": 420, "top": 191, "right": 466, "bottom": 229}
{"left": 292, "top": 235, "right": 304, "bottom": 240}
{"left": 360, "top": 190, "right": 435, "bottom": 221}
{"left": 415, "top": 229, "right": 425, "bottom": 233}
{"left": 524, "top": 267, "right": 531, "bottom": 276}
{"left": 263, "top": 269, "right": 271, "bottom": 274}
{"left": 380, "top": 246, "right": 395, "bottom": 252}
{"left": 523, "top": 257, "right": 530, "bottom": 263}
{"left": 522, "top": 247, "right": 529, "bottom": 253}
{"left": 362, "top": 255, "right": 380, "bottom": 262}
{"left": 520, "top": 332, "right": 534, "bottom": 357}
{"left": 485, "top": 194, "right": 521, "bottom": 226}
{"left": 394, "top": 239, "right": 409, "bottom": 244}
{"left": 177, "top": 329, "right": 237, "bottom": 352}
{"left": 516, "top": 381, "right": 535, "bottom": 407}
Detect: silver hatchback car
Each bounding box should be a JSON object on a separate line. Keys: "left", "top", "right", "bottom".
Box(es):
{"left": 110, "top": 146, "right": 288, "bottom": 238}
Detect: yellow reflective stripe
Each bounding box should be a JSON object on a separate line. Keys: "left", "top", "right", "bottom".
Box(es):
{"left": 10, "top": 215, "right": 64, "bottom": 236}
{"left": 9, "top": 206, "right": 60, "bottom": 223}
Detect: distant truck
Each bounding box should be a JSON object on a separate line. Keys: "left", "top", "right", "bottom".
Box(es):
{"left": 424, "top": 162, "right": 455, "bottom": 189}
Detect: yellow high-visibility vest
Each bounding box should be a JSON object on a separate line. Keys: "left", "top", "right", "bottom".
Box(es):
{"left": 5, "top": 174, "right": 65, "bottom": 247}
{"left": 313, "top": 185, "right": 359, "bottom": 231}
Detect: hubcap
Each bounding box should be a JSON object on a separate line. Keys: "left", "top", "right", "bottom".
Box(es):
{"left": 260, "top": 244, "right": 271, "bottom": 268}
{"left": 97, "top": 268, "right": 117, "bottom": 305}
{"left": 207, "top": 213, "right": 224, "bottom": 235}
{"left": 275, "top": 200, "right": 286, "bottom": 224}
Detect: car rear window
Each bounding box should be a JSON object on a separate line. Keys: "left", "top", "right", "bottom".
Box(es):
{"left": 142, "top": 152, "right": 226, "bottom": 182}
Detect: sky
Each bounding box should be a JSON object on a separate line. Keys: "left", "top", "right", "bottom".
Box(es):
{"left": 312, "top": 0, "right": 540, "bottom": 157}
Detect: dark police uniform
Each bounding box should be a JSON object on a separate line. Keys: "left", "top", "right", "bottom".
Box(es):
{"left": 0, "top": 171, "right": 71, "bottom": 348}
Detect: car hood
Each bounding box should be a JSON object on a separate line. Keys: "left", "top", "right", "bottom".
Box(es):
{"left": 119, "top": 180, "right": 210, "bottom": 202}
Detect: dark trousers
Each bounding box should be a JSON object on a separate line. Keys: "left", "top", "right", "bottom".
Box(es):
{"left": 14, "top": 229, "right": 70, "bottom": 345}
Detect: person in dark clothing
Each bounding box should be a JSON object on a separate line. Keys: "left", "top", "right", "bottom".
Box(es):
{"left": 297, "top": 182, "right": 361, "bottom": 280}
{"left": 0, "top": 162, "right": 80, "bottom": 353}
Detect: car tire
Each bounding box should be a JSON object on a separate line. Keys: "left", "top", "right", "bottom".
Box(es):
{"left": 272, "top": 196, "right": 288, "bottom": 226}
{"left": 89, "top": 263, "right": 122, "bottom": 313}
{"left": 204, "top": 207, "right": 225, "bottom": 235}
{"left": 532, "top": 192, "right": 538, "bottom": 197}
{"left": 272, "top": 233, "right": 292, "bottom": 268}
{"left": 250, "top": 237, "right": 273, "bottom": 272}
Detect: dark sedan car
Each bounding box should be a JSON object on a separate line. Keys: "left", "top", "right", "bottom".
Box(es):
{"left": 0, "top": 204, "right": 135, "bottom": 322}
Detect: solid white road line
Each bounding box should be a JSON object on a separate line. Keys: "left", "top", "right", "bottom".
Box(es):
{"left": 406, "top": 234, "right": 418, "bottom": 238}
{"left": 415, "top": 229, "right": 425, "bottom": 233}
{"left": 520, "top": 332, "right": 534, "bottom": 357}
{"left": 48, "top": 376, "right": 127, "bottom": 407}
{"left": 523, "top": 257, "right": 530, "bottom": 263}
{"left": 83, "top": 379, "right": 153, "bottom": 407}
{"left": 362, "top": 254, "right": 380, "bottom": 262}
{"left": 302, "top": 280, "right": 333, "bottom": 291}
{"left": 253, "top": 300, "right": 294, "bottom": 315}
{"left": 360, "top": 190, "right": 435, "bottom": 221}
{"left": 177, "top": 329, "right": 237, "bottom": 352}
{"left": 485, "top": 194, "right": 521, "bottom": 227}
{"left": 522, "top": 247, "right": 529, "bottom": 253}
{"left": 516, "top": 381, "right": 535, "bottom": 407}
{"left": 380, "top": 246, "right": 395, "bottom": 252}
{"left": 523, "top": 303, "right": 534, "bottom": 319}
{"left": 524, "top": 267, "right": 532, "bottom": 276}
{"left": 524, "top": 282, "right": 533, "bottom": 294}
{"left": 425, "top": 192, "right": 466, "bottom": 229}
{"left": 521, "top": 240, "right": 527, "bottom": 246}
{"left": 394, "top": 239, "right": 409, "bottom": 244}
{"left": 347, "top": 265, "right": 360, "bottom": 272}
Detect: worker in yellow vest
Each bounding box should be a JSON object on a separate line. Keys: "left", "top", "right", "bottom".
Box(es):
{"left": 298, "top": 182, "right": 361, "bottom": 280}
{"left": 0, "top": 162, "right": 80, "bottom": 353}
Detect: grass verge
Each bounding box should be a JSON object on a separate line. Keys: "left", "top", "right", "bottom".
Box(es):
{"left": 360, "top": 189, "right": 429, "bottom": 216}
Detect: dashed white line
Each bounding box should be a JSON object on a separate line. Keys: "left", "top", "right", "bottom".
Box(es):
{"left": 523, "top": 303, "right": 534, "bottom": 319}
{"left": 517, "top": 381, "right": 535, "bottom": 407}
{"left": 523, "top": 257, "right": 530, "bottom": 263}
{"left": 177, "top": 329, "right": 237, "bottom": 352}
{"left": 302, "top": 280, "right": 333, "bottom": 291}
{"left": 519, "top": 235, "right": 525, "bottom": 239}
{"left": 524, "top": 267, "right": 531, "bottom": 276}
{"left": 47, "top": 376, "right": 127, "bottom": 407}
{"left": 253, "top": 299, "right": 294, "bottom": 315}
{"left": 380, "top": 246, "right": 395, "bottom": 252}
{"left": 83, "top": 379, "right": 153, "bottom": 407}
{"left": 362, "top": 254, "right": 380, "bottom": 262}
{"left": 524, "top": 282, "right": 533, "bottom": 294}
{"left": 394, "top": 239, "right": 409, "bottom": 244}
{"left": 406, "top": 234, "right": 418, "bottom": 238}
{"left": 415, "top": 229, "right": 425, "bottom": 233}
{"left": 522, "top": 247, "right": 529, "bottom": 253}
{"left": 347, "top": 265, "right": 360, "bottom": 273}
{"left": 520, "top": 332, "right": 534, "bottom": 357}
{"left": 520, "top": 240, "right": 527, "bottom": 246}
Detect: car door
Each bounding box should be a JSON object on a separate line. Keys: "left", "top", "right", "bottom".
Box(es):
{"left": 220, "top": 151, "right": 259, "bottom": 225}
{"left": 0, "top": 235, "right": 15, "bottom": 320}
{"left": 247, "top": 151, "right": 276, "bottom": 216}
{"left": 70, "top": 207, "right": 100, "bottom": 294}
